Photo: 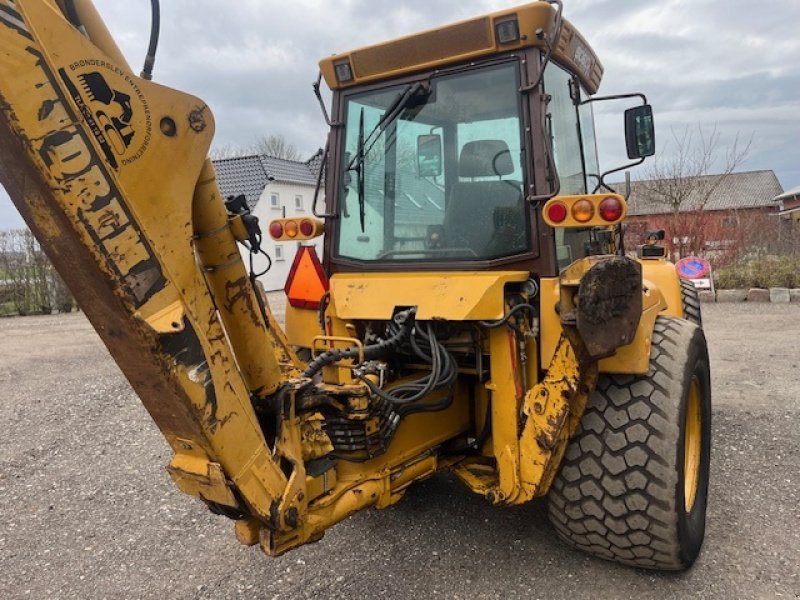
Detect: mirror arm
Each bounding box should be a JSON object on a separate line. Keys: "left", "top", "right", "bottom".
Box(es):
{"left": 580, "top": 92, "right": 648, "bottom": 107}
{"left": 624, "top": 171, "right": 632, "bottom": 201}
{"left": 592, "top": 157, "right": 645, "bottom": 194}
{"left": 582, "top": 92, "right": 651, "bottom": 193}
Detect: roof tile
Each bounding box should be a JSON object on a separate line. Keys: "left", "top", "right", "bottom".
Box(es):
{"left": 212, "top": 152, "right": 322, "bottom": 210}
{"left": 623, "top": 170, "right": 783, "bottom": 216}
{"left": 213, "top": 155, "right": 272, "bottom": 210}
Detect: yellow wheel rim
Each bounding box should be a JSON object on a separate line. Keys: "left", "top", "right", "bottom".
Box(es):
{"left": 684, "top": 377, "right": 702, "bottom": 512}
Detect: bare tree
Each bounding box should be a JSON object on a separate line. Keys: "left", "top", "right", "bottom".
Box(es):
{"left": 26, "top": 228, "right": 51, "bottom": 314}
{"left": 52, "top": 271, "right": 74, "bottom": 313}
{"left": 209, "top": 143, "right": 251, "bottom": 160}
{"left": 0, "top": 228, "right": 74, "bottom": 316}
{"left": 211, "top": 134, "right": 302, "bottom": 161}
{"left": 255, "top": 134, "right": 301, "bottom": 161}
{"left": 638, "top": 124, "right": 752, "bottom": 257}
{"left": 0, "top": 230, "right": 21, "bottom": 314}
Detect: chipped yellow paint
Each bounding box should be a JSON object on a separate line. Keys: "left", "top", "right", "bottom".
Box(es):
{"left": 1, "top": 0, "right": 292, "bottom": 526}
{"left": 140, "top": 301, "right": 186, "bottom": 334}
{"left": 166, "top": 449, "right": 239, "bottom": 509}
{"left": 516, "top": 336, "right": 597, "bottom": 501}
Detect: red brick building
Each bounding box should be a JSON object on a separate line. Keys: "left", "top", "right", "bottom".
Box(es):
{"left": 622, "top": 170, "right": 784, "bottom": 261}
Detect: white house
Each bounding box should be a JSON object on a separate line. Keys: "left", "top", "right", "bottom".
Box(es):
{"left": 214, "top": 151, "right": 325, "bottom": 291}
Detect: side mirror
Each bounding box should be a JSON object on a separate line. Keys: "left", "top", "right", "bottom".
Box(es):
{"left": 624, "top": 104, "right": 655, "bottom": 159}
{"left": 417, "top": 134, "right": 443, "bottom": 178}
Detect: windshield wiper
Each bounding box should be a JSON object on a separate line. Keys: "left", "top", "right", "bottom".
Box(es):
{"left": 347, "top": 81, "right": 428, "bottom": 173}
{"left": 357, "top": 107, "right": 366, "bottom": 231}
{"left": 346, "top": 81, "right": 430, "bottom": 232}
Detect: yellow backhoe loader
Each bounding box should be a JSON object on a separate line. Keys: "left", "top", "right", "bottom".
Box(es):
{"left": 0, "top": 0, "right": 711, "bottom": 570}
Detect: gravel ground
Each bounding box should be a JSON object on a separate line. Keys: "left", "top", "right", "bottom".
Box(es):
{"left": 1, "top": 301, "right": 798, "bottom": 599}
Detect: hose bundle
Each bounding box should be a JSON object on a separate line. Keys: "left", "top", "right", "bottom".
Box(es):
{"left": 299, "top": 309, "right": 458, "bottom": 461}
{"left": 360, "top": 322, "right": 457, "bottom": 416}
{"left": 302, "top": 309, "right": 415, "bottom": 379}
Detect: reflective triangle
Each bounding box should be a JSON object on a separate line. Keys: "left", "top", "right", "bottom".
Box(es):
{"left": 284, "top": 245, "right": 329, "bottom": 309}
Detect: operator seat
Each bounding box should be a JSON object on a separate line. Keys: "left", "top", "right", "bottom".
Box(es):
{"left": 443, "top": 140, "right": 526, "bottom": 258}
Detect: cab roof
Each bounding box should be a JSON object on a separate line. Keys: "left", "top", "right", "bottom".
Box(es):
{"left": 319, "top": 2, "right": 603, "bottom": 94}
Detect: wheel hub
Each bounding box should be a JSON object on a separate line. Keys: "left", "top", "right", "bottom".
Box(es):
{"left": 684, "top": 377, "right": 702, "bottom": 512}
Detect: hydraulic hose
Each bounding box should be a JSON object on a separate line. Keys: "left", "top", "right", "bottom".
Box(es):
{"left": 302, "top": 309, "right": 415, "bottom": 378}
{"left": 318, "top": 291, "right": 331, "bottom": 333}
{"left": 141, "top": 0, "right": 161, "bottom": 80}
{"left": 361, "top": 323, "right": 457, "bottom": 410}
{"left": 478, "top": 303, "right": 535, "bottom": 328}
{"left": 63, "top": 0, "right": 82, "bottom": 29}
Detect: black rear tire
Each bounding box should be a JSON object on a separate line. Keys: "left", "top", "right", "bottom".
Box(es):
{"left": 548, "top": 317, "right": 711, "bottom": 570}
{"left": 680, "top": 279, "right": 703, "bottom": 327}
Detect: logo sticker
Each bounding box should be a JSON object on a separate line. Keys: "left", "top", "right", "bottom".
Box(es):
{"left": 62, "top": 61, "right": 152, "bottom": 170}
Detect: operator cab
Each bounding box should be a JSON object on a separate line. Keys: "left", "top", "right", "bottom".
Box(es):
{"left": 319, "top": 1, "right": 654, "bottom": 277}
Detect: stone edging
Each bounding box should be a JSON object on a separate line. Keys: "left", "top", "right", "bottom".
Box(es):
{"left": 699, "top": 288, "right": 800, "bottom": 303}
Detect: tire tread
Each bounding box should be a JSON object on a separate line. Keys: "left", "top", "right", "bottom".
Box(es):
{"left": 548, "top": 317, "right": 705, "bottom": 570}
{"left": 680, "top": 279, "right": 703, "bottom": 327}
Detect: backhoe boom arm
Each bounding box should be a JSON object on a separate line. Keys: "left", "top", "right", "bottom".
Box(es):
{"left": 0, "top": 0, "right": 294, "bottom": 524}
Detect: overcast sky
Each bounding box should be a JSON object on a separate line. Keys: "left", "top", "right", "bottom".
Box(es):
{"left": 2, "top": 0, "right": 798, "bottom": 228}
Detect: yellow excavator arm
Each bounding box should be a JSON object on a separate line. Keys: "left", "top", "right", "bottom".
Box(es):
{"left": 0, "top": 0, "right": 298, "bottom": 532}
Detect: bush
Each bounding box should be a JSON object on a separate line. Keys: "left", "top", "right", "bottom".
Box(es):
{"left": 715, "top": 265, "right": 749, "bottom": 290}
{"left": 715, "top": 255, "right": 800, "bottom": 289}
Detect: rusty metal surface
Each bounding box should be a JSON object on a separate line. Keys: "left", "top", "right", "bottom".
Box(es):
{"left": 0, "top": 112, "right": 211, "bottom": 447}
{"left": 0, "top": 1, "right": 291, "bottom": 525}
{"left": 512, "top": 334, "right": 597, "bottom": 504}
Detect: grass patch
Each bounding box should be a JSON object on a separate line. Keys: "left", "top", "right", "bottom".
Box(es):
{"left": 0, "top": 302, "right": 18, "bottom": 317}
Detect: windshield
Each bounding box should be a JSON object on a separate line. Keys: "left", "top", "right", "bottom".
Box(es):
{"left": 336, "top": 62, "right": 531, "bottom": 263}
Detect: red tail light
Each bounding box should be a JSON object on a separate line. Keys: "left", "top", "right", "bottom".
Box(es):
{"left": 268, "top": 221, "right": 284, "bottom": 239}
{"left": 547, "top": 202, "right": 568, "bottom": 224}
{"left": 299, "top": 219, "right": 314, "bottom": 237}
{"left": 599, "top": 197, "right": 623, "bottom": 222}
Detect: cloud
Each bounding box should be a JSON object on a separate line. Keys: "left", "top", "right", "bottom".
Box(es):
{"left": 2, "top": 0, "right": 799, "bottom": 229}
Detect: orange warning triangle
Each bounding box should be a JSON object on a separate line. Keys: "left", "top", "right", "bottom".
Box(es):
{"left": 284, "top": 245, "right": 329, "bottom": 309}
